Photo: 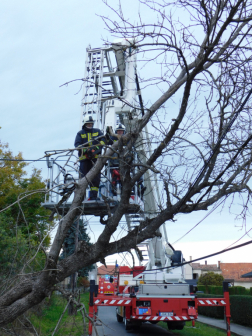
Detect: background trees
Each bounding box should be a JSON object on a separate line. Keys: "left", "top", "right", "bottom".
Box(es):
{"left": 198, "top": 272, "right": 225, "bottom": 287}
{"left": 61, "top": 219, "right": 94, "bottom": 278}
{"left": 0, "top": 141, "right": 51, "bottom": 285}
{"left": 1, "top": 0, "right": 252, "bottom": 330}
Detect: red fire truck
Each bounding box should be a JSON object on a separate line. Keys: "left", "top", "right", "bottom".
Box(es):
{"left": 89, "top": 274, "right": 231, "bottom": 335}
{"left": 98, "top": 276, "right": 117, "bottom": 295}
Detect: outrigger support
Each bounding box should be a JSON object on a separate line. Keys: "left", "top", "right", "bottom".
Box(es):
{"left": 88, "top": 280, "right": 99, "bottom": 336}
{"left": 196, "top": 281, "right": 231, "bottom": 336}
{"left": 224, "top": 282, "right": 231, "bottom": 336}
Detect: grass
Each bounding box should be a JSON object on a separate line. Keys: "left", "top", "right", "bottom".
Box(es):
{"left": 29, "top": 292, "right": 90, "bottom": 336}
{"left": 158, "top": 320, "right": 236, "bottom": 335}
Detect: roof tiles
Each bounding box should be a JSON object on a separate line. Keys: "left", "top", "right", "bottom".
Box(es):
{"left": 220, "top": 263, "right": 252, "bottom": 282}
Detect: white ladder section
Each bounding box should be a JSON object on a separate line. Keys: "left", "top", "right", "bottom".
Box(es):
{"left": 81, "top": 46, "right": 124, "bottom": 130}
{"left": 125, "top": 213, "right": 150, "bottom": 265}
{"left": 80, "top": 42, "right": 169, "bottom": 268}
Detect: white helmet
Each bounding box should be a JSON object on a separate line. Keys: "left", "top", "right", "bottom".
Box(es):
{"left": 115, "top": 123, "right": 125, "bottom": 133}
{"left": 82, "top": 115, "right": 95, "bottom": 126}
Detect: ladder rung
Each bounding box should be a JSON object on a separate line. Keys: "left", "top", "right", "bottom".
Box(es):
{"left": 84, "top": 101, "right": 97, "bottom": 105}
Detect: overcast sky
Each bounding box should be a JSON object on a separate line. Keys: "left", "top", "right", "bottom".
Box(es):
{"left": 1, "top": 0, "right": 251, "bottom": 267}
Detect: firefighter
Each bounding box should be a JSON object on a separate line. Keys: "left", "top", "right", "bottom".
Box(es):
{"left": 108, "top": 124, "right": 146, "bottom": 199}
{"left": 109, "top": 123, "right": 126, "bottom": 167}
{"left": 74, "top": 115, "right": 105, "bottom": 201}
{"left": 108, "top": 124, "right": 125, "bottom": 195}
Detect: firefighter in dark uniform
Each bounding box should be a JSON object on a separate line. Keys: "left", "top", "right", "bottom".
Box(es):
{"left": 108, "top": 124, "right": 125, "bottom": 195}
{"left": 74, "top": 115, "right": 105, "bottom": 201}
{"left": 108, "top": 123, "right": 146, "bottom": 198}
{"left": 108, "top": 123, "right": 126, "bottom": 167}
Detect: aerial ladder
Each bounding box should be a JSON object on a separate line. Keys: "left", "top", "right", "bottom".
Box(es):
{"left": 80, "top": 39, "right": 231, "bottom": 335}
{"left": 42, "top": 38, "right": 231, "bottom": 335}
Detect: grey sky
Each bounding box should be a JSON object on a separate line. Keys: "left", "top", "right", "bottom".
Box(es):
{"left": 1, "top": 0, "right": 251, "bottom": 266}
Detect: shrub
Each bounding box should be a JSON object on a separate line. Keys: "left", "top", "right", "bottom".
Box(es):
{"left": 197, "top": 285, "right": 206, "bottom": 293}
{"left": 198, "top": 272, "right": 224, "bottom": 287}
{"left": 250, "top": 287, "right": 252, "bottom": 296}
{"left": 229, "top": 286, "right": 249, "bottom": 295}
{"left": 230, "top": 295, "right": 252, "bottom": 327}
{"left": 208, "top": 285, "right": 223, "bottom": 295}
{"left": 197, "top": 284, "right": 223, "bottom": 294}
{"left": 236, "top": 286, "right": 247, "bottom": 295}
{"left": 197, "top": 293, "right": 252, "bottom": 327}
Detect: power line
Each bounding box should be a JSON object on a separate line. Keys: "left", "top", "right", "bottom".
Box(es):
{"left": 224, "top": 227, "right": 252, "bottom": 250}
{"left": 169, "top": 87, "right": 252, "bottom": 243}
{"left": 142, "top": 239, "right": 252, "bottom": 272}
{"left": 96, "top": 240, "right": 252, "bottom": 274}
{"left": 0, "top": 159, "right": 66, "bottom": 162}
{"left": 176, "top": 86, "right": 252, "bottom": 211}
{"left": 172, "top": 198, "right": 226, "bottom": 245}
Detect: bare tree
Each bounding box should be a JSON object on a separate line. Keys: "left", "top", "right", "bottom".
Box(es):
{"left": 1, "top": 0, "right": 252, "bottom": 328}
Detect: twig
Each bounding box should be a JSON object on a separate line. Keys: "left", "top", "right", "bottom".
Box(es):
{"left": 51, "top": 300, "right": 70, "bottom": 336}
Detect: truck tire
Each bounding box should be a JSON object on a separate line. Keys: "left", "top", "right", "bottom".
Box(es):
{"left": 124, "top": 318, "right": 132, "bottom": 330}
{"left": 167, "top": 321, "right": 185, "bottom": 330}
{"left": 132, "top": 323, "right": 141, "bottom": 330}
{"left": 117, "top": 313, "right": 123, "bottom": 323}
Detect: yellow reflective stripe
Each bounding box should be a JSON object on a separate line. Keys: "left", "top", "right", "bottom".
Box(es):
{"left": 81, "top": 134, "right": 86, "bottom": 138}
{"left": 92, "top": 132, "right": 98, "bottom": 136}
{"left": 87, "top": 132, "right": 91, "bottom": 143}
{"left": 100, "top": 141, "right": 105, "bottom": 145}
{"left": 90, "top": 187, "right": 99, "bottom": 191}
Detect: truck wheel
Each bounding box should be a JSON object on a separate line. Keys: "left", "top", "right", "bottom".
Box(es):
{"left": 117, "top": 313, "right": 123, "bottom": 323}
{"left": 176, "top": 323, "right": 184, "bottom": 330}
{"left": 124, "top": 318, "right": 132, "bottom": 330}
{"left": 132, "top": 323, "right": 141, "bottom": 330}
{"left": 167, "top": 321, "right": 185, "bottom": 330}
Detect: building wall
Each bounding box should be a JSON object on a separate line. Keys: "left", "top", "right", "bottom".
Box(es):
{"left": 193, "top": 269, "right": 201, "bottom": 280}
{"left": 201, "top": 270, "right": 222, "bottom": 275}
{"left": 234, "top": 281, "right": 252, "bottom": 289}
{"left": 184, "top": 264, "right": 193, "bottom": 280}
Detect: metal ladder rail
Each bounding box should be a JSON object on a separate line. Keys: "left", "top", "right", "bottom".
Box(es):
{"left": 82, "top": 47, "right": 121, "bottom": 130}
{"left": 81, "top": 45, "right": 154, "bottom": 251}
{"left": 82, "top": 48, "right": 105, "bottom": 129}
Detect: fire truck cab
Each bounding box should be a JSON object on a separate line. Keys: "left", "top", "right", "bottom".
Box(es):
{"left": 98, "top": 275, "right": 117, "bottom": 295}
